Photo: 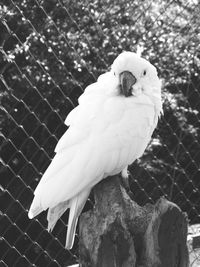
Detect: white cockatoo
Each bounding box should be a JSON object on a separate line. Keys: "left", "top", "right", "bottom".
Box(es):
{"left": 28, "top": 51, "right": 162, "bottom": 249}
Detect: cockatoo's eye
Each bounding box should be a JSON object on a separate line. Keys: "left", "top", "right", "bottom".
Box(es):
{"left": 143, "top": 70, "right": 147, "bottom": 76}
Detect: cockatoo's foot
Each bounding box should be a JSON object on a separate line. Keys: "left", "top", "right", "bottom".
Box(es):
{"left": 121, "top": 166, "right": 129, "bottom": 179}
{"left": 120, "top": 167, "right": 134, "bottom": 199}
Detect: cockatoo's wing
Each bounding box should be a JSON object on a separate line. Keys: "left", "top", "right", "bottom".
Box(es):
{"left": 28, "top": 72, "right": 160, "bottom": 249}
{"left": 29, "top": 94, "right": 156, "bottom": 209}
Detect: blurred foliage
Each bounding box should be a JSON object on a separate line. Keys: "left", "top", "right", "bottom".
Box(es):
{"left": 1, "top": 0, "right": 200, "bottom": 265}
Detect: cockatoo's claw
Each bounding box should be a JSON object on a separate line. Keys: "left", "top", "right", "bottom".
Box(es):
{"left": 121, "top": 167, "right": 129, "bottom": 179}
{"left": 120, "top": 169, "right": 134, "bottom": 199}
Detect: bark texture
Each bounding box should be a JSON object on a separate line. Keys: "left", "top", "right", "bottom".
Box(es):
{"left": 79, "top": 175, "right": 189, "bottom": 267}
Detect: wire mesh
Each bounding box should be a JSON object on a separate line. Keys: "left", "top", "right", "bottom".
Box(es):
{"left": 1, "top": 0, "right": 200, "bottom": 266}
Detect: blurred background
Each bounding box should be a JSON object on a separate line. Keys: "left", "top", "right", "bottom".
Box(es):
{"left": 0, "top": 0, "right": 200, "bottom": 266}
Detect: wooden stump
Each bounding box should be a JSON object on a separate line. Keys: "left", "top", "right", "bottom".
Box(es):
{"left": 79, "top": 175, "right": 189, "bottom": 267}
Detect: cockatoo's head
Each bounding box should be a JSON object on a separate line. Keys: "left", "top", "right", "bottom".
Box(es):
{"left": 111, "top": 51, "right": 161, "bottom": 99}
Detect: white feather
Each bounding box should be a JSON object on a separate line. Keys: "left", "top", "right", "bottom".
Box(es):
{"left": 65, "top": 189, "right": 90, "bottom": 249}
{"left": 47, "top": 200, "right": 70, "bottom": 232}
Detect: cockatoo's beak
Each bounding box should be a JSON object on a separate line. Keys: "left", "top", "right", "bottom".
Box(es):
{"left": 120, "top": 71, "right": 137, "bottom": 97}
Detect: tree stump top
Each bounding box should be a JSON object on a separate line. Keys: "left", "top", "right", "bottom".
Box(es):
{"left": 79, "top": 176, "right": 189, "bottom": 267}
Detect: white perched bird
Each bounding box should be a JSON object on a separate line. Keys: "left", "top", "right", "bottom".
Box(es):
{"left": 28, "top": 51, "right": 162, "bottom": 249}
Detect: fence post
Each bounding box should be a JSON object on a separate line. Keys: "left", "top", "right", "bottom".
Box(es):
{"left": 79, "top": 175, "right": 189, "bottom": 267}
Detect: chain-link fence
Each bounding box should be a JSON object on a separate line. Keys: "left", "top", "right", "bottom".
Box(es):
{"left": 1, "top": 0, "right": 200, "bottom": 266}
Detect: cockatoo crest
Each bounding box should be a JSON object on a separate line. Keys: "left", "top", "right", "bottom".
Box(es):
{"left": 28, "top": 51, "right": 162, "bottom": 249}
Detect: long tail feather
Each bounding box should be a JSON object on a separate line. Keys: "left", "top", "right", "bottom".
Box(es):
{"left": 47, "top": 200, "right": 69, "bottom": 232}
{"left": 65, "top": 189, "right": 90, "bottom": 249}
{"left": 65, "top": 199, "right": 79, "bottom": 249}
